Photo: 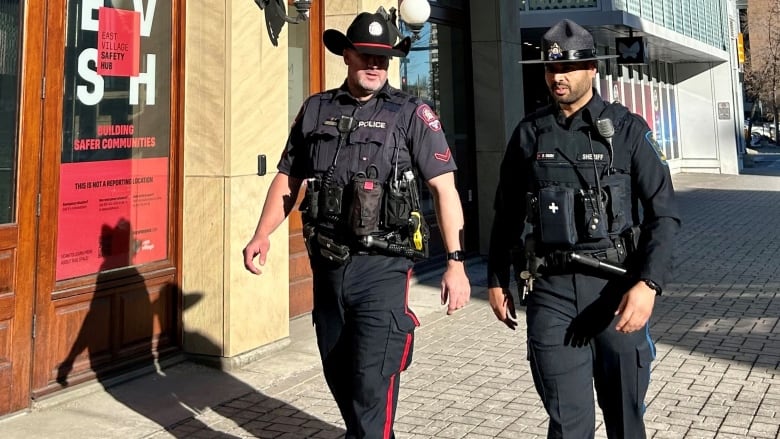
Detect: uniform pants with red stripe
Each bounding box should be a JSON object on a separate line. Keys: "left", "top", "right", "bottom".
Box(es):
{"left": 311, "top": 254, "right": 419, "bottom": 439}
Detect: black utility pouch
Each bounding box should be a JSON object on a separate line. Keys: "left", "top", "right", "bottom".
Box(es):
{"left": 602, "top": 176, "right": 629, "bottom": 233}
{"left": 349, "top": 174, "right": 383, "bottom": 236}
{"left": 302, "top": 224, "right": 317, "bottom": 257}
{"left": 578, "top": 190, "right": 609, "bottom": 240}
{"left": 621, "top": 225, "right": 642, "bottom": 255}
{"left": 303, "top": 179, "right": 320, "bottom": 220}
{"left": 538, "top": 186, "right": 578, "bottom": 246}
{"left": 383, "top": 183, "right": 412, "bottom": 228}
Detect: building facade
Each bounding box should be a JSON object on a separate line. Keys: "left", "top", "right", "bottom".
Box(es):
{"left": 0, "top": 0, "right": 743, "bottom": 417}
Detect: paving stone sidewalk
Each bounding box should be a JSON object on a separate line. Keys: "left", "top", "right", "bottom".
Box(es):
{"left": 2, "top": 172, "right": 780, "bottom": 438}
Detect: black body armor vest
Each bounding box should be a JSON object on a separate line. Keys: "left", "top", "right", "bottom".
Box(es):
{"left": 530, "top": 103, "right": 633, "bottom": 252}
{"left": 299, "top": 89, "right": 417, "bottom": 187}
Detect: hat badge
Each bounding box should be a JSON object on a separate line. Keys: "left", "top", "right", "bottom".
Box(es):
{"left": 368, "top": 21, "right": 383, "bottom": 37}
{"left": 548, "top": 42, "right": 563, "bottom": 61}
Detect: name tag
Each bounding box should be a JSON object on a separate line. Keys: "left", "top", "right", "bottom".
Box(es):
{"left": 358, "top": 120, "right": 387, "bottom": 129}
{"left": 536, "top": 152, "right": 557, "bottom": 161}
{"left": 578, "top": 153, "right": 606, "bottom": 161}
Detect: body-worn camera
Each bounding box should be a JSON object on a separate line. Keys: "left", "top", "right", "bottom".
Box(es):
{"left": 322, "top": 186, "right": 344, "bottom": 217}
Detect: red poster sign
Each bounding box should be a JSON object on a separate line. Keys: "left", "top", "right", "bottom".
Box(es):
{"left": 643, "top": 83, "right": 654, "bottom": 128}
{"left": 97, "top": 7, "right": 140, "bottom": 77}
{"left": 56, "top": 157, "right": 169, "bottom": 280}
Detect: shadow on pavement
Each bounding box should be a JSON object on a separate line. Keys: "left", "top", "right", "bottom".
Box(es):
{"left": 653, "top": 186, "right": 780, "bottom": 371}
{"left": 105, "top": 347, "right": 344, "bottom": 438}
{"left": 54, "top": 226, "right": 343, "bottom": 439}
{"left": 416, "top": 183, "right": 780, "bottom": 376}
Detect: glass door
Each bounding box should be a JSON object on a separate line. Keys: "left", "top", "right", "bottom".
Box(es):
{"left": 399, "top": 4, "right": 477, "bottom": 258}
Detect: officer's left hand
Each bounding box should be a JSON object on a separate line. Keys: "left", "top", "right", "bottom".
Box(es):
{"left": 441, "top": 261, "right": 471, "bottom": 315}
{"left": 487, "top": 287, "right": 517, "bottom": 330}
{"left": 614, "top": 281, "right": 656, "bottom": 333}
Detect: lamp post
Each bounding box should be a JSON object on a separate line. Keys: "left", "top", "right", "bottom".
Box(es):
{"left": 398, "top": 0, "right": 431, "bottom": 40}
{"left": 255, "top": 0, "right": 315, "bottom": 46}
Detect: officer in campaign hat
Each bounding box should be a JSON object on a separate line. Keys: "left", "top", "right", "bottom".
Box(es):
{"left": 520, "top": 18, "right": 619, "bottom": 64}
{"left": 323, "top": 11, "right": 412, "bottom": 58}
{"left": 487, "top": 19, "right": 680, "bottom": 438}
{"left": 244, "top": 10, "right": 471, "bottom": 439}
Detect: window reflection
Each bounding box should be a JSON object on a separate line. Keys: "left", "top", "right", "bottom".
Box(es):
{"left": 398, "top": 20, "right": 471, "bottom": 253}
{"left": 288, "top": 19, "right": 310, "bottom": 126}
{"left": 0, "top": 1, "right": 20, "bottom": 224}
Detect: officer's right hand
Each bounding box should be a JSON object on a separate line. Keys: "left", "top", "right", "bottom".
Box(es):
{"left": 243, "top": 234, "right": 270, "bottom": 275}
{"left": 488, "top": 287, "right": 517, "bottom": 330}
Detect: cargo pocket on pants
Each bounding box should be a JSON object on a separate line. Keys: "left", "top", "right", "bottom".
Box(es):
{"left": 381, "top": 309, "right": 418, "bottom": 377}
{"left": 636, "top": 342, "right": 655, "bottom": 412}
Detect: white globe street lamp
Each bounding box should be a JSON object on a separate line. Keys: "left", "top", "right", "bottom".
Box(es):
{"left": 399, "top": 0, "right": 431, "bottom": 40}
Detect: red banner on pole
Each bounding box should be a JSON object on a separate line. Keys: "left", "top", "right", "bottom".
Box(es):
{"left": 97, "top": 7, "right": 140, "bottom": 77}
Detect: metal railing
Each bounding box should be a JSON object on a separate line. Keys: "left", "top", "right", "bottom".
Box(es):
{"left": 520, "top": 0, "right": 728, "bottom": 50}
{"left": 522, "top": 0, "right": 598, "bottom": 10}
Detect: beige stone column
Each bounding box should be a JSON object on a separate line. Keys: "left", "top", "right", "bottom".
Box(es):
{"left": 470, "top": 0, "right": 525, "bottom": 253}
{"left": 324, "top": 1, "right": 405, "bottom": 89}
{"left": 183, "top": 1, "right": 290, "bottom": 361}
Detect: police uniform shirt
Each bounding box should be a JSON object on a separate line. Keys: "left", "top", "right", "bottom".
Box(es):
{"left": 278, "top": 82, "right": 457, "bottom": 185}
{"left": 487, "top": 90, "right": 680, "bottom": 291}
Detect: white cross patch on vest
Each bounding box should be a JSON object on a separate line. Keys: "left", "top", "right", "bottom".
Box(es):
{"left": 548, "top": 202, "right": 559, "bottom": 214}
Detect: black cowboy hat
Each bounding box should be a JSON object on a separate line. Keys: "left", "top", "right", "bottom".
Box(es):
{"left": 323, "top": 12, "right": 411, "bottom": 58}
{"left": 520, "top": 19, "right": 618, "bottom": 64}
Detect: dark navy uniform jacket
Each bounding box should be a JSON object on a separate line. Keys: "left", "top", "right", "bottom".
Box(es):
{"left": 278, "top": 82, "right": 457, "bottom": 187}
{"left": 488, "top": 90, "right": 680, "bottom": 291}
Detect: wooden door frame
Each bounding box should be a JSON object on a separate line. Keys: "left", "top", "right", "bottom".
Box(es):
{"left": 2, "top": 0, "right": 47, "bottom": 414}
{"left": 287, "top": 0, "right": 324, "bottom": 318}
{"left": 307, "top": 0, "right": 324, "bottom": 93}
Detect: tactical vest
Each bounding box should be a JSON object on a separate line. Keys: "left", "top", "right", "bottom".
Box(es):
{"left": 297, "top": 88, "right": 429, "bottom": 261}
{"left": 529, "top": 102, "right": 633, "bottom": 253}
{"left": 299, "top": 89, "right": 418, "bottom": 187}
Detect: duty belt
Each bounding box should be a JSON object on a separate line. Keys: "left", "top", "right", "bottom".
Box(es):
{"left": 538, "top": 237, "right": 629, "bottom": 277}
{"left": 303, "top": 224, "right": 423, "bottom": 265}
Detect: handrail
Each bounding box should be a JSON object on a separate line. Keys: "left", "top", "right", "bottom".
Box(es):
{"left": 522, "top": 0, "right": 598, "bottom": 10}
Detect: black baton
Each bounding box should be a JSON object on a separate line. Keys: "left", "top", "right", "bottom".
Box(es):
{"left": 568, "top": 252, "right": 627, "bottom": 276}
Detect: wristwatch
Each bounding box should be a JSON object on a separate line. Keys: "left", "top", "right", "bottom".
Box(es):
{"left": 641, "top": 278, "right": 662, "bottom": 295}
{"left": 446, "top": 251, "right": 466, "bottom": 262}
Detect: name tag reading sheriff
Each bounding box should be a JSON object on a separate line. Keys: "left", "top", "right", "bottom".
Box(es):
{"left": 578, "top": 153, "right": 606, "bottom": 161}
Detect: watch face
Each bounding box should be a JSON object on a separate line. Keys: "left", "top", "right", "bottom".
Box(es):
{"left": 447, "top": 251, "right": 465, "bottom": 261}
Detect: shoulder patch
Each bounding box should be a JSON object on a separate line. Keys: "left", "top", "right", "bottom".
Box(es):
{"left": 645, "top": 131, "right": 667, "bottom": 165}
{"left": 416, "top": 104, "right": 442, "bottom": 132}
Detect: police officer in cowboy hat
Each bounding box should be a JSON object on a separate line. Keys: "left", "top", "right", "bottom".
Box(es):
{"left": 487, "top": 19, "right": 680, "bottom": 438}
{"left": 243, "top": 10, "right": 471, "bottom": 439}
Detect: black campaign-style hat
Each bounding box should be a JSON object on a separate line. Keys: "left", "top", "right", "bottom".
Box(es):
{"left": 520, "top": 19, "right": 618, "bottom": 64}
{"left": 323, "top": 12, "right": 411, "bottom": 58}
